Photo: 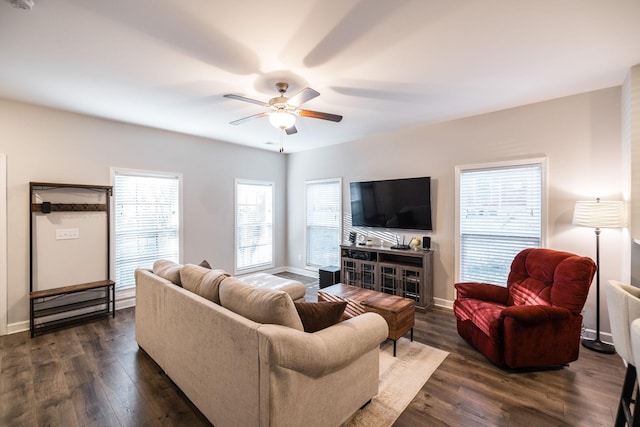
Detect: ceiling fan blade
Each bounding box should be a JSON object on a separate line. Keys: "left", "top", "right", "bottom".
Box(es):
{"left": 229, "top": 112, "right": 269, "bottom": 125}
{"left": 287, "top": 87, "right": 320, "bottom": 107}
{"left": 298, "top": 109, "right": 343, "bottom": 122}
{"left": 285, "top": 125, "right": 298, "bottom": 135}
{"left": 223, "top": 93, "right": 270, "bottom": 108}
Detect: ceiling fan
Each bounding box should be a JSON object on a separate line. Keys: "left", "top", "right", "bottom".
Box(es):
{"left": 223, "top": 82, "right": 343, "bottom": 136}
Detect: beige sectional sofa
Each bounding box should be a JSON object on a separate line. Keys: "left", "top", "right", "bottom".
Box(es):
{"left": 135, "top": 261, "right": 389, "bottom": 427}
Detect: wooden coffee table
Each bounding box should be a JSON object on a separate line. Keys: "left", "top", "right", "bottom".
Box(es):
{"left": 318, "top": 283, "right": 415, "bottom": 356}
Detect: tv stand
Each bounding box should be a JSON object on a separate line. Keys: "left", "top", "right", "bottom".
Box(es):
{"left": 340, "top": 245, "right": 433, "bottom": 312}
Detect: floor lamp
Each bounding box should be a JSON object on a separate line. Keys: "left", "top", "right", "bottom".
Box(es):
{"left": 573, "top": 198, "right": 627, "bottom": 354}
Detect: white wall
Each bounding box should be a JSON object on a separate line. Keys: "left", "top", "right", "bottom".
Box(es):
{"left": 287, "top": 87, "right": 626, "bottom": 334}
{"left": 0, "top": 99, "right": 287, "bottom": 330}
{"left": 0, "top": 87, "right": 628, "bottom": 336}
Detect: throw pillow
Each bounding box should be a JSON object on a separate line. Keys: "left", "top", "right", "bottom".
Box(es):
{"left": 198, "top": 269, "right": 230, "bottom": 303}
{"left": 179, "top": 264, "right": 208, "bottom": 294}
{"left": 219, "top": 277, "right": 304, "bottom": 331}
{"left": 294, "top": 301, "right": 347, "bottom": 333}
{"left": 199, "top": 259, "right": 212, "bottom": 269}
{"left": 180, "top": 264, "right": 229, "bottom": 304}
{"left": 152, "top": 259, "right": 182, "bottom": 286}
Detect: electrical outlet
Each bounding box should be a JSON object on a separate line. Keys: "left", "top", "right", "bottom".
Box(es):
{"left": 297, "top": 254, "right": 302, "bottom": 261}
{"left": 56, "top": 228, "right": 80, "bottom": 240}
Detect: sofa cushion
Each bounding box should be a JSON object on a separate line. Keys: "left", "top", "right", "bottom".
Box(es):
{"left": 219, "top": 277, "right": 304, "bottom": 331}
{"left": 455, "top": 297, "right": 507, "bottom": 339}
{"left": 153, "top": 259, "right": 182, "bottom": 286}
{"left": 199, "top": 259, "right": 212, "bottom": 269}
{"left": 181, "top": 264, "right": 230, "bottom": 304}
{"left": 294, "top": 301, "right": 347, "bottom": 333}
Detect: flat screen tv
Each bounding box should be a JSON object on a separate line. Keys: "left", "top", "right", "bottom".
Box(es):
{"left": 350, "top": 177, "right": 432, "bottom": 230}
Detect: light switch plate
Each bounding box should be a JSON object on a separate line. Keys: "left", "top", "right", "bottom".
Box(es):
{"left": 56, "top": 228, "right": 80, "bottom": 240}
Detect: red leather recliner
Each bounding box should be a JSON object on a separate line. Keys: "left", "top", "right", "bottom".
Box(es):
{"left": 453, "top": 248, "right": 596, "bottom": 369}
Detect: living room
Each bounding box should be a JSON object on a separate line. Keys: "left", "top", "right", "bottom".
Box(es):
{"left": 1, "top": 1, "right": 640, "bottom": 426}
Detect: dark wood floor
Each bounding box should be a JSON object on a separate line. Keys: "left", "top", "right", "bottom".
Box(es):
{"left": 0, "top": 275, "right": 626, "bottom": 426}
{"left": 1, "top": 306, "right": 215, "bottom": 427}
{"left": 395, "top": 305, "right": 624, "bottom": 427}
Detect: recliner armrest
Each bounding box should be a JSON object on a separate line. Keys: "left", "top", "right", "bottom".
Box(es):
{"left": 455, "top": 282, "right": 509, "bottom": 304}
{"left": 501, "top": 304, "right": 571, "bottom": 325}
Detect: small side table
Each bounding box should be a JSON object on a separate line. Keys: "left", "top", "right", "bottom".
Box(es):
{"left": 319, "top": 265, "right": 341, "bottom": 289}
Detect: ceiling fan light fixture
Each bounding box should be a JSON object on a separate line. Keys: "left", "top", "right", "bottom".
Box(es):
{"left": 225, "top": 82, "right": 341, "bottom": 136}
{"left": 269, "top": 110, "right": 296, "bottom": 129}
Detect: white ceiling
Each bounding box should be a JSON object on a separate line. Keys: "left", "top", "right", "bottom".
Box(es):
{"left": 1, "top": 0, "right": 639, "bottom": 153}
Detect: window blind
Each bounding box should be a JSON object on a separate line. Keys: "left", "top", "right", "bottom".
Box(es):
{"left": 235, "top": 181, "right": 273, "bottom": 272}
{"left": 459, "top": 163, "right": 543, "bottom": 285}
{"left": 306, "top": 179, "right": 341, "bottom": 268}
{"left": 114, "top": 172, "right": 180, "bottom": 289}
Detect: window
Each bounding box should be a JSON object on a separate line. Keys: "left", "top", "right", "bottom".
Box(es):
{"left": 113, "top": 169, "right": 181, "bottom": 289}
{"left": 456, "top": 159, "right": 545, "bottom": 285}
{"left": 235, "top": 180, "right": 273, "bottom": 272}
{"left": 306, "top": 179, "right": 342, "bottom": 268}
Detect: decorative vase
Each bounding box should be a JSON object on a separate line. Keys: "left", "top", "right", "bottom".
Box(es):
{"left": 409, "top": 237, "right": 421, "bottom": 250}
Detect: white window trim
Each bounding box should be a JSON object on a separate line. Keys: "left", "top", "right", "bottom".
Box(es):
{"left": 0, "top": 154, "right": 6, "bottom": 335}
{"left": 304, "top": 177, "right": 343, "bottom": 272}
{"left": 110, "top": 167, "right": 184, "bottom": 307}
{"left": 454, "top": 157, "right": 548, "bottom": 284}
{"left": 234, "top": 178, "right": 275, "bottom": 275}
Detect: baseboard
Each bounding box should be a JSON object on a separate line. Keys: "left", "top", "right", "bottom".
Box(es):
{"left": 254, "top": 266, "right": 287, "bottom": 275}
{"left": 582, "top": 328, "right": 614, "bottom": 346}
{"left": 281, "top": 266, "right": 318, "bottom": 279}
{"left": 116, "top": 295, "right": 136, "bottom": 311}
{"left": 116, "top": 287, "right": 135, "bottom": 309}
{"left": 7, "top": 320, "right": 29, "bottom": 335}
{"left": 434, "top": 297, "right": 453, "bottom": 309}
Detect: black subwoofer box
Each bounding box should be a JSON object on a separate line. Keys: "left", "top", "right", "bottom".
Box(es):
{"left": 319, "top": 266, "right": 341, "bottom": 289}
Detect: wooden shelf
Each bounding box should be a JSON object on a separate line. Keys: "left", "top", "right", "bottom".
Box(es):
{"left": 30, "top": 279, "right": 115, "bottom": 299}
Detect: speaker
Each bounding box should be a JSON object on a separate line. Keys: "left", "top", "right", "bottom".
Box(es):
{"left": 319, "top": 266, "right": 341, "bottom": 289}
{"left": 348, "top": 231, "right": 357, "bottom": 245}
{"left": 422, "top": 237, "right": 431, "bottom": 249}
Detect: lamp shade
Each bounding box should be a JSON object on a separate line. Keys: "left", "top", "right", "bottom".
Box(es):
{"left": 572, "top": 199, "right": 627, "bottom": 229}
{"left": 269, "top": 111, "right": 296, "bottom": 129}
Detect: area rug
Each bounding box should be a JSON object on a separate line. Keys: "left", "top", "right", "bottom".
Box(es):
{"left": 343, "top": 338, "right": 449, "bottom": 427}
